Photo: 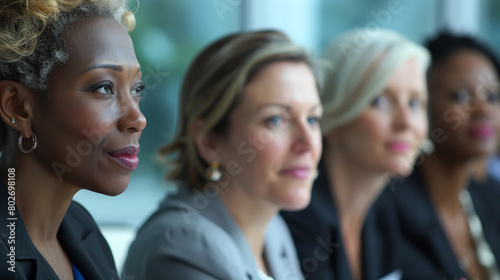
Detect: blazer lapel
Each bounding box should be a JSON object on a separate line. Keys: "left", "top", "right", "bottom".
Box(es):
{"left": 57, "top": 207, "right": 119, "bottom": 280}
{"left": 395, "top": 169, "right": 465, "bottom": 278}
{"left": 264, "top": 216, "right": 304, "bottom": 280}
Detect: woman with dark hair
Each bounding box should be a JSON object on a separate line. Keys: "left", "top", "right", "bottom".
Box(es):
{"left": 392, "top": 31, "right": 500, "bottom": 280}
{"left": 0, "top": 1, "right": 146, "bottom": 279}
{"left": 122, "top": 30, "right": 323, "bottom": 280}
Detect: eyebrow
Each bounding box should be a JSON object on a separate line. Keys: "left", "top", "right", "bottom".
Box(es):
{"left": 256, "top": 103, "right": 322, "bottom": 113}
{"left": 78, "top": 64, "right": 142, "bottom": 75}
{"left": 80, "top": 64, "right": 123, "bottom": 74}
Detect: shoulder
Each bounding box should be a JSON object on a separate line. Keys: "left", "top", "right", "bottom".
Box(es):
{"left": 123, "top": 199, "right": 246, "bottom": 280}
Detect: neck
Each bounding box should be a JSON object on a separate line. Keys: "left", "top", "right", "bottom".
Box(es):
{"left": 324, "top": 150, "right": 389, "bottom": 225}
{"left": 218, "top": 186, "right": 277, "bottom": 272}
{"left": 1, "top": 155, "right": 78, "bottom": 245}
{"left": 420, "top": 152, "right": 473, "bottom": 212}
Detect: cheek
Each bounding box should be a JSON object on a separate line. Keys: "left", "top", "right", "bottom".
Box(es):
{"left": 358, "top": 116, "right": 388, "bottom": 144}
{"left": 412, "top": 112, "right": 429, "bottom": 140}
{"left": 55, "top": 101, "right": 117, "bottom": 142}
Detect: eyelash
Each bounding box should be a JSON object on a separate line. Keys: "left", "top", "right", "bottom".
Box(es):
{"left": 87, "top": 81, "right": 145, "bottom": 97}
{"left": 265, "top": 115, "right": 321, "bottom": 128}
{"left": 89, "top": 81, "right": 114, "bottom": 94}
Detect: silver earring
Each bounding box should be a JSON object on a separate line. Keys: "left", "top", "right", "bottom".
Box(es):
{"left": 314, "top": 170, "right": 319, "bottom": 180}
{"left": 11, "top": 118, "right": 15, "bottom": 124}
{"left": 18, "top": 132, "right": 37, "bottom": 153}
{"left": 205, "top": 162, "right": 222, "bottom": 182}
{"left": 420, "top": 138, "right": 435, "bottom": 155}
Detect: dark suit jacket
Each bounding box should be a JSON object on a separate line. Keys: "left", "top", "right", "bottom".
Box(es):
{"left": 281, "top": 162, "right": 403, "bottom": 280}
{"left": 392, "top": 167, "right": 500, "bottom": 280}
{"left": 0, "top": 182, "right": 118, "bottom": 280}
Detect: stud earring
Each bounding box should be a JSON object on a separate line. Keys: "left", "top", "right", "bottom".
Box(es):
{"left": 205, "top": 162, "right": 222, "bottom": 182}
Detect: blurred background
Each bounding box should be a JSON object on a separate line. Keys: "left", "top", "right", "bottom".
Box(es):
{"left": 72, "top": 0, "right": 500, "bottom": 272}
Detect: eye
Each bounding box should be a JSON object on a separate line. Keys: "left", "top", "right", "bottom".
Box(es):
{"left": 409, "top": 98, "right": 424, "bottom": 110}
{"left": 307, "top": 116, "right": 321, "bottom": 126}
{"left": 487, "top": 91, "right": 500, "bottom": 103}
{"left": 266, "top": 115, "right": 286, "bottom": 128}
{"left": 88, "top": 81, "right": 114, "bottom": 94}
{"left": 451, "top": 89, "right": 470, "bottom": 103}
{"left": 371, "top": 95, "right": 390, "bottom": 108}
{"left": 131, "top": 83, "right": 145, "bottom": 97}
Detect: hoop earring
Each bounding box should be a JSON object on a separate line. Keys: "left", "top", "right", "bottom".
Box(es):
{"left": 205, "top": 162, "right": 222, "bottom": 182}
{"left": 18, "top": 132, "right": 38, "bottom": 153}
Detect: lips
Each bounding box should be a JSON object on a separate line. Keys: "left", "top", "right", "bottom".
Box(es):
{"left": 107, "top": 146, "right": 140, "bottom": 170}
{"left": 280, "top": 166, "right": 311, "bottom": 179}
{"left": 470, "top": 125, "right": 495, "bottom": 139}
{"left": 387, "top": 141, "right": 410, "bottom": 153}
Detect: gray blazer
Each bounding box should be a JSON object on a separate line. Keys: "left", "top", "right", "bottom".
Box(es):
{"left": 122, "top": 186, "right": 305, "bottom": 280}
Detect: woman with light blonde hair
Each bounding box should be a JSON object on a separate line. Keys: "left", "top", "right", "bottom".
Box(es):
{"left": 282, "top": 28, "right": 430, "bottom": 280}
{"left": 0, "top": 0, "right": 145, "bottom": 279}
{"left": 123, "top": 30, "right": 323, "bottom": 280}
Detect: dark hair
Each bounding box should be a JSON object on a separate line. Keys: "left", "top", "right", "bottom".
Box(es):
{"left": 425, "top": 30, "right": 500, "bottom": 77}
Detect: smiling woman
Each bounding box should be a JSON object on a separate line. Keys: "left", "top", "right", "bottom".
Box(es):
{"left": 0, "top": 1, "right": 145, "bottom": 279}
{"left": 122, "top": 30, "right": 322, "bottom": 280}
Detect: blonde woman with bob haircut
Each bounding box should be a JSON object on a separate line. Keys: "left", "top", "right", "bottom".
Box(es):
{"left": 0, "top": 0, "right": 146, "bottom": 279}
{"left": 282, "top": 28, "right": 430, "bottom": 280}
{"left": 123, "top": 30, "right": 323, "bottom": 280}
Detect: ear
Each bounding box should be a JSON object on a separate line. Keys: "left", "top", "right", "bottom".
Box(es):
{"left": 191, "top": 118, "right": 223, "bottom": 164}
{"left": 0, "top": 80, "right": 37, "bottom": 138}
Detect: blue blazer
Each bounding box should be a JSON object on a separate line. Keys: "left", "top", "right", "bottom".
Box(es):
{"left": 0, "top": 182, "right": 118, "bottom": 280}
{"left": 122, "top": 185, "right": 305, "bottom": 280}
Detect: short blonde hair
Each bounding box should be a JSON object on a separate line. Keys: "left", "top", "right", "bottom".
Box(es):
{"left": 160, "top": 30, "right": 320, "bottom": 191}
{"left": 320, "top": 28, "right": 430, "bottom": 134}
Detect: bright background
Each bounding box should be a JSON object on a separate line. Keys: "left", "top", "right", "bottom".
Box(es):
{"left": 72, "top": 0, "right": 500, "bottom": 272}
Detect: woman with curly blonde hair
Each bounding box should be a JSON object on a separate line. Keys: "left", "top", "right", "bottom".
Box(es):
{"left": 0, "top": 0, "right": 146, "bottom": 279}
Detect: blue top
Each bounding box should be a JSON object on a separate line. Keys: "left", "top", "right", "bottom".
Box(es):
{"left": 489, "top": 155, "right": 500, "bottom": 182}
{"left": 73, "top": 264, "right": 84, "bottom": 280}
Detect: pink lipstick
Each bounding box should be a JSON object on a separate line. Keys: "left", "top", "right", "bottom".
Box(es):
{"left": 470, "top": 125, "right": 495, "bottom": 139}
{"left": 387, "top": 142, "right": 410, "bottom": 153}
{"left": 280, "top": 167, "right": 310, "bottom": 179}
{"left": 107, "top": 146, "right": 140, "bottom": 170}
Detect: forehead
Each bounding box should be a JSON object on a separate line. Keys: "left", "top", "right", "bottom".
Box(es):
{"left": 61, "top": 16, "right": 138, "bottom": 72}
{"left": 431, "top": 50, "right": 498, "bottom": 83}
{"left": 241, "top": 61, "right": 318, "bottom": 105}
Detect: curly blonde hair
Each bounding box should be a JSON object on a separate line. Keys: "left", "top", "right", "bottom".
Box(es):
{"left": 0, "top": 0, "right": 135, "bottom": 92}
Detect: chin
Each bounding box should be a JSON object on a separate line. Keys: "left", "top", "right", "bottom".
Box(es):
{"left": 90, "top": 178, "right": 130, "bottom": 196}
{"left": 279, "top": 189, "right": 312, "bottom": 211}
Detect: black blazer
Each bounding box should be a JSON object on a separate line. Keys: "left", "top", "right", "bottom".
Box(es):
{"left": 281, "top": 162, "right": 403, "bottom": 280}
{"left": 392, "top": 167, "right": 500, "bottom": 280}
{"left": 0, "top": 182, "right": 118, "bottom": 280}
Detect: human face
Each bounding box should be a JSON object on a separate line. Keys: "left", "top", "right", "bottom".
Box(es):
{"left": 428, "top": 49, "right": 500, "bottom": 161}
{"left": 32, "top": 17, "right": 146, "bottom": 195}
{"left": 217, "top": 61, "right": 322, "bottom": 211}
{"left": 331, "top": 58, "right": 428, "bottom": 176}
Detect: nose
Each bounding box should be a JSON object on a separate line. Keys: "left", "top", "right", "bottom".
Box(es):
{"left": 292, "top": 118, "right": 318, "bottom": 154}
{"left": 470, "top": 95, "right": 491, "bottom": 119}
{"left": 117, "top": 95, "right": 147, "bottom": 133}
{"left": 392, "top": 104, "right": 411, "bottom": 131}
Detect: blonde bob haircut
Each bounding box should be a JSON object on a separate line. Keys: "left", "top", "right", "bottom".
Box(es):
{"left": 320, "top": 28, "right": 430, "bottom": 135}
{"left": 160, "top": 30, "right": 321, "bottom": 191}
